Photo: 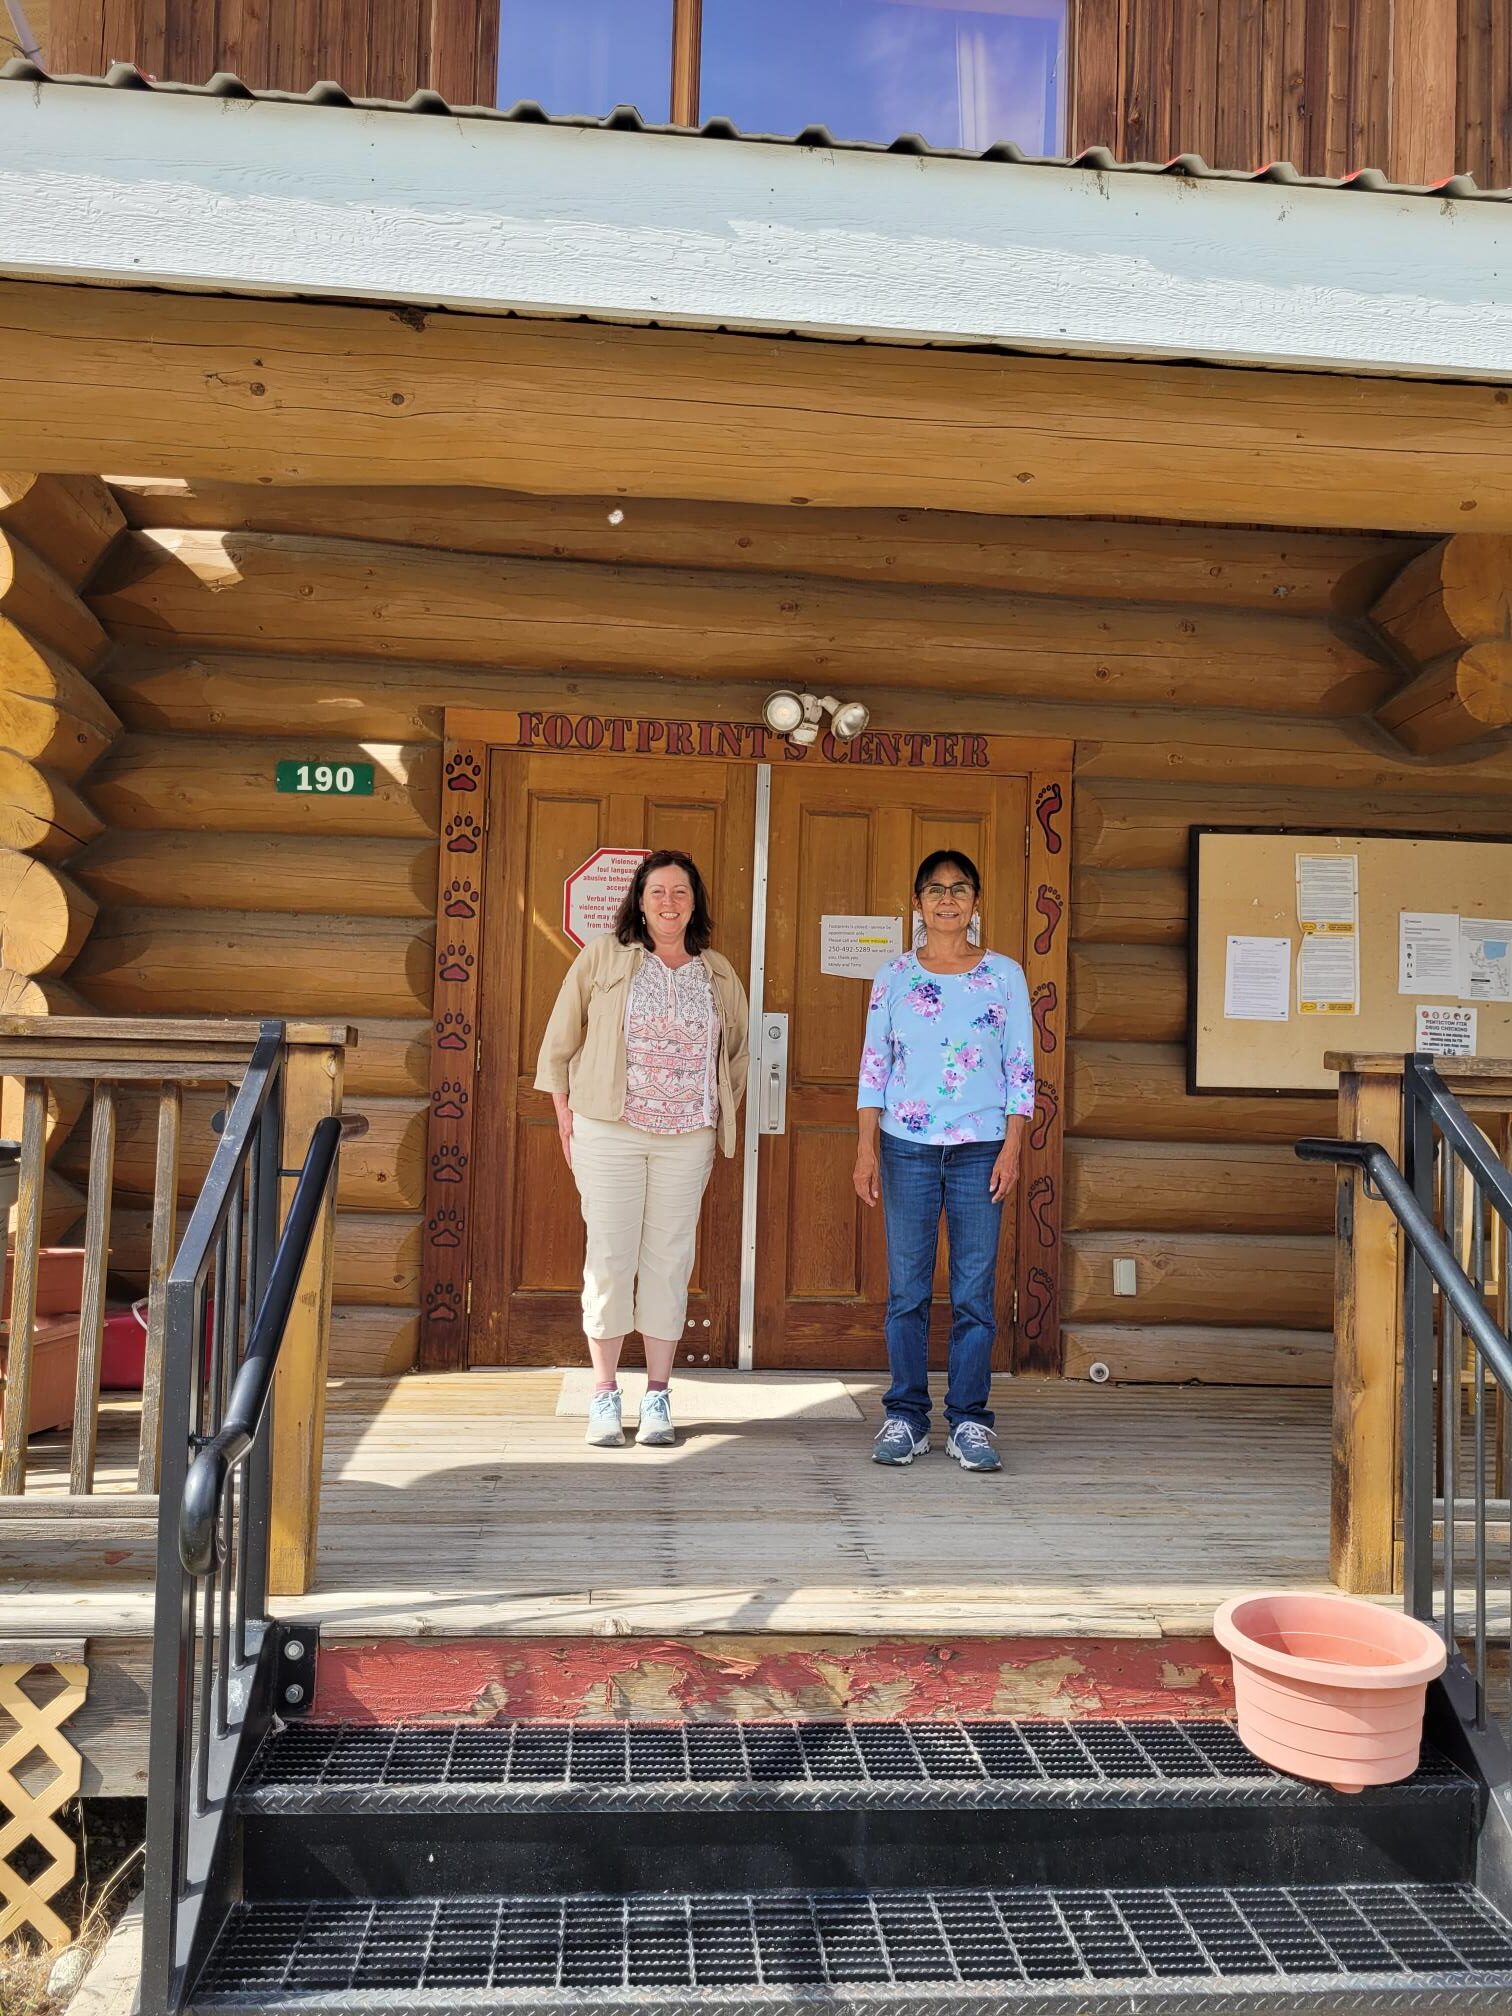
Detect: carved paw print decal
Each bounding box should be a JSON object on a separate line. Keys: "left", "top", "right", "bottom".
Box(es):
{"left": 434, "top": 1010, "right": 472, "bottom": 1052}
{"left": 1022, "top": 1266, "right": 1055, "bottom": 1342}
{"left": 427, "top": 1279, "right": 463, "bottom": 1323}
{"left": 432, "top": 1079, "right": 468, "bottom": 1122}
{"left": 428, "top": 1205, "right": 462, "bottom": 1249}
{"left": 1033, "top": 883, "right": 1064, "bottom": 956}
{"left": 1030, "top": 1081, "right": 1058, "bottom": 1153}
{"left": 446, "top": 814, "right": 482, "bottom": 854}
{"left": 432, "top": 1143, "right": 467, "bottom": 1184}
{"left": 438, "top": 942, "right": 475, "bottom": 985}
{"left": 1028, "top": 1174, "right": 1056, "bottom": 1247}
{"left": 443, "top": 877, "right": 479, "bottom": 920}
{"left": 446, "top": 752, "right": 482, "bottom": 793}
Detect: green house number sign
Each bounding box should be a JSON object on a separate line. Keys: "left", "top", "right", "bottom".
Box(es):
{"left": 275, "top": 760, "right": 375, "bottom": 796}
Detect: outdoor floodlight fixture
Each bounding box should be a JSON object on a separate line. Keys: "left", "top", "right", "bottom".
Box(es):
{"left": 762, "top": 690, "right": 871, "bottom": 746}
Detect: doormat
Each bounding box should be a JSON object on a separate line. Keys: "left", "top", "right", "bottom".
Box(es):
{"left": 554, "top": 1370, "right": 863, "bottom": 1422}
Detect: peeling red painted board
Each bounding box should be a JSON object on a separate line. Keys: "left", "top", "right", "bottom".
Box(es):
{"left": 311, "top": 1635, "right": 1235, "bottom": 1725}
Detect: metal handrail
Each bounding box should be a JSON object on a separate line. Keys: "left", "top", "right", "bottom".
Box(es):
{"left": 1296, "top": 1135, "right": 1512, "bottom": 1392}
{"left": 1407, "top": 1057, "right": 1512, "bottom": 1231}
{"left": 178, "top": 1112, "right": 365, "bottom": 1575}
{"left": 142, "top": 1023, "right": 358, "bottom": 2016}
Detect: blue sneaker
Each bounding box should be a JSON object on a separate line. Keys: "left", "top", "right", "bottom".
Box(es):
{"left": 872, "top": 1416, "right": 929, "bottom": 1466}
{"left": 636, "top": 1388, "right": 675, "bottom": 1447}
{"left": 946, "top": 1422, "right": 1001, "bottom": 1472}
{"left": 585, "top": 1388, "right": 624, "bottom": 1447}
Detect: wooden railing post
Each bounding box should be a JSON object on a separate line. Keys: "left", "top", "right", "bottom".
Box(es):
{"left": 268, "top": 1023, "right": 352, "bottom": 1598}
{"left": 1326, "top": 1052, "right": 1512, "bottom": 1596}
{"left": 1327, "top": 1056, "right": 1406, "bottom": 1595}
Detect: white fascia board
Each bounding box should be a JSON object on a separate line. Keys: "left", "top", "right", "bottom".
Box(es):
{"left": 0, "top": 81, "right": 1509, "bottom": 380}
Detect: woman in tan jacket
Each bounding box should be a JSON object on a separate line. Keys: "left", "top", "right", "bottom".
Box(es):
{"left": 536, "top": 850, "right": 749, "bottom": 1449}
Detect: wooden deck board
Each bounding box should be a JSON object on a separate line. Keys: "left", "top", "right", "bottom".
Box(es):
{"left": 4, "top": 1375, "right": 1345, "bottom": 1641}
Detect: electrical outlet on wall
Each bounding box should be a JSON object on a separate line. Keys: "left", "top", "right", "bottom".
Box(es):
{"left": 1112, "top": 1257, "right": 1138, "bottom": 1297}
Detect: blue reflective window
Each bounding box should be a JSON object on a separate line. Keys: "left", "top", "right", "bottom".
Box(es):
{"left": 699, "top": 0, "right": 1066, "bottom": 152}
{"left": 497, "top": 0, "right": 673, "bottom": 121}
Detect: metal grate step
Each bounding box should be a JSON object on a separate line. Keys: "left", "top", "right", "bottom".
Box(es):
{"left": 194, "top": 1883, "right": 1512, "bottom": 2009}
{"left": 240, "top": 1717, "right": 1467, "bottom": 1814}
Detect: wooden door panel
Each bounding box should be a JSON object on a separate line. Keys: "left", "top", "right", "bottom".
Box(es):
{"left": 518, "top": 789, "right": 604, "bottom": 1072}
{"left": 785, "top": 1127, "right": 866, "bottom": 1298}
{"left": 757, "top": 763, "right": 1028, "bottom": 1370}
{"left": 512, "top": 1115, "right": 582, "bottom": 1290}
{"left": 472, "top": 753, "right": 753, "bottom": 1367}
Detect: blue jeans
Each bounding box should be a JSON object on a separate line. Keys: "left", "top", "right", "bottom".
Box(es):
{"left": 879, "top": 1132, "right": 1004, "bottom": 1432}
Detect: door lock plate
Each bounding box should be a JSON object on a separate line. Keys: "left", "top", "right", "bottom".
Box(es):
{"left": 758, "top": 1013, "right": 790, "bottom": 1135}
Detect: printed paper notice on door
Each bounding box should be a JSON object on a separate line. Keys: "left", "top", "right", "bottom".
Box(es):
{"left": 1297, "top": 931, "right": 1359, "bottom": 1015}
{"left": 1296, "top": 853, "right": 1358, "bottom": 932}
{"left": 1415, "top": 1005, "right": 1477, "bottom": 1058}
{"left": 821, "top": 915, "right": 903, "bottom": 982}
{"left": 1223, "top": 935, "right": 1290, "bottom": 1021}
{"left": 1461, "top": 918, "right": 1512, "bottom": 1003}
{"left": 1399, "top": 912, "right": 1460, "bottom": 995}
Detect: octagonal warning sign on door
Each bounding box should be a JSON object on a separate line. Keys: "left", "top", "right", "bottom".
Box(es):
{"left": 563, "top": 848, "right": 650, "bottom": 950}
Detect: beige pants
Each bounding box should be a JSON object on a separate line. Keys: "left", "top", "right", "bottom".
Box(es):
{"left": 571, "top": 1114, "right": 717, "bottom": 1340}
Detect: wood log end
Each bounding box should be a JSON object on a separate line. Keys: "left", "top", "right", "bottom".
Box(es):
{"left": 1376, "top": 643, "right": 1512, "bottom": 756}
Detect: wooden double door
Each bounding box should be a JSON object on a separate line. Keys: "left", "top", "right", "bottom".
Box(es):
{"left": 470, "top": 747, "right": 1028, "bottom": 1370}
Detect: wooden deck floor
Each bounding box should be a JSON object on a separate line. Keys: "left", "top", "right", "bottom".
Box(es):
{"left": 8, "top": 1374, "right": 1339, "bottom": 1642}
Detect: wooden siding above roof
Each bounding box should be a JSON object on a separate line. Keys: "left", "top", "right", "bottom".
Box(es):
{"left": 33, "top": 0, "right": 1509, "bottom": 189}
{"left": 1071, "top": 0, "right": 1473, "bottom": 185}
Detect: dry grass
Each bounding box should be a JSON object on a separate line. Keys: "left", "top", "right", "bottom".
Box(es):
{"left": 0, "top": 1833, "right": 144, "bottom": 2016}
{"left": 0, "top": 1943, "right": 60, "bottom": 2016}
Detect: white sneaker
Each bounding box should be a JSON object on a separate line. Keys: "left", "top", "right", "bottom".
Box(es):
{"left": 585, "top": 1388, "right": 624, "bottom": 1447}
{"left": 636, "top": 1388, "right": 675, "bottom": 1447}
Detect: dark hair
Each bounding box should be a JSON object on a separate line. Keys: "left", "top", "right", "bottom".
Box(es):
{"left": 913, "top": 849, "right": 983, "bottom": 901}
{"left": 614, "top": 850, "right": 715, "bottom": 955}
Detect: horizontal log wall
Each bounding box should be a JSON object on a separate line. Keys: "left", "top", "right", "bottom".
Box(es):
{"left": 74, "top": 482, "right": 1512, "bottom": 1382}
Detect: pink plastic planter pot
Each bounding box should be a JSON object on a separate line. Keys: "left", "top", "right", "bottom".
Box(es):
{"left": 1214, "top": 1593, "right": 1448, "bottom": 1795}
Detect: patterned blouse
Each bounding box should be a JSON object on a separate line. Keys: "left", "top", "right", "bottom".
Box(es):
{"left": 858, "top": 951, "right": 1034, "bottom": 1146}
{"left": 622, "top": 952, "right": 719, "bottom": 1134}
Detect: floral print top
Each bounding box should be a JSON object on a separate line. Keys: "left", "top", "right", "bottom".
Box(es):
{"left": 622, "top": 953, "right": 719, "bottom": 1135}
{"left": 858, "top": 951, "right": 1034, "bottom": 1145}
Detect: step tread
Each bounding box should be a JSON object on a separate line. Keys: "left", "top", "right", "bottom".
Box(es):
{"left": 193, "top": 1883, "right": 1512, "bottom": 2008}
{"left": 241, "top": 1718, "right": 1469, "bottom": 1813}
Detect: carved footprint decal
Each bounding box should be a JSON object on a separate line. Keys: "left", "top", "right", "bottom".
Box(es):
{"left": 1028, "top": 1174, "right": 1056, "bottom": 1247}
{"left": 1033, "top": 883, "right": 1064, "bottom": 957}
{"left": 1030, "top": 1081, "right": 1058, "bottom": 1153}
{"left": 1034, "top": 782, "right": 1064, "bottom": 855}
{"left": 1032, "top": 981, "right": 1058, "bottom": 1053}
{"left": 1022, "top": 1266, "right": 1055, "bottom": 1342}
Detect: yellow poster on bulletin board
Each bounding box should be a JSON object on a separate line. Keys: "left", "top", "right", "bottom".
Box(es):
{"left": 1190, "top": 828, "right": 1512, "bottom": 1094}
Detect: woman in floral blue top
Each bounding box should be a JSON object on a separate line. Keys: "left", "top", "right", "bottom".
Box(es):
{"left": 854, "top": 849, "right": 1034, "bottom": 1474}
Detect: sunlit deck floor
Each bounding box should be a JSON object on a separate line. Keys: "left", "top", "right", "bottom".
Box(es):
{"left": 9, "top": 1373, "right": 1342, "bottom": 1642}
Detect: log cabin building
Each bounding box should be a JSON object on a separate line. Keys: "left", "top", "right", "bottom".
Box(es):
{"left": 3, "top": 3, "right": 1512, "bottom": 2005}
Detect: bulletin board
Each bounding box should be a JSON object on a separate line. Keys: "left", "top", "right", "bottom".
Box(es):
{"left": 1190, "top": 828, "right": 1512, "bottom": 1094}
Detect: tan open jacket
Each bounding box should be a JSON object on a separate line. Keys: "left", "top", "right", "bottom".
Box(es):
{"left": 534, "top": 935, "right": 750, "bottom": 1157}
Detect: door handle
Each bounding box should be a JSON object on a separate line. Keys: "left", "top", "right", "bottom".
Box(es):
{"left": 758, "top": 1013, "right": 789, "bottom": 1135}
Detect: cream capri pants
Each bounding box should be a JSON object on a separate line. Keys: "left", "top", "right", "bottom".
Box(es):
{"left": 570, "top": 1114, "right": 718, "bottom": 1340}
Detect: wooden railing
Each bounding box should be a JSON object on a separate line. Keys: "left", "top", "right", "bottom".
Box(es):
{"left": 0, "top": 1016, "right": 350, "bottom": 1595}
{"left": 1326, "top": 1052, "right": 1512, "bottom": 1595}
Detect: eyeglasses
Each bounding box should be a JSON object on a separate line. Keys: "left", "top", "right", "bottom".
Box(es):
{"left": 921, "top": 882, "right": 974, "bottom": 901}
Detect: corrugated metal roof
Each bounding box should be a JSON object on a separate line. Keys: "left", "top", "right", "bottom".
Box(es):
{"left": 3, "top": 57, "right": 1504, "bottom": 201}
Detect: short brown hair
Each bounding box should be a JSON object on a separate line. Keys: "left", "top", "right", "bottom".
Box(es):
{"left": 614, "top": 850, "right": 715, "bottom": 955}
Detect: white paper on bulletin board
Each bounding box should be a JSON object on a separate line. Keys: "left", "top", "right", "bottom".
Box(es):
{"left": 1191, "top": 829, "right": 1512, "bottom": 1094}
